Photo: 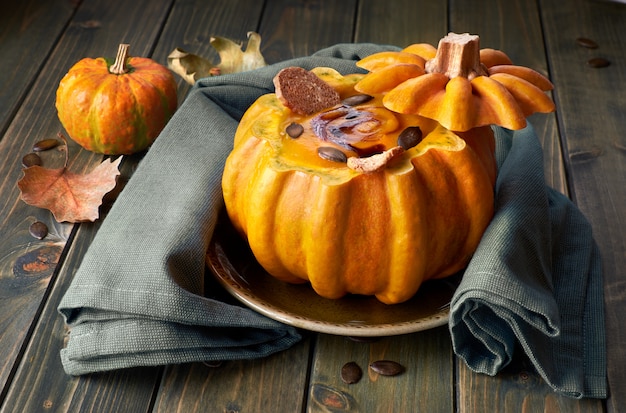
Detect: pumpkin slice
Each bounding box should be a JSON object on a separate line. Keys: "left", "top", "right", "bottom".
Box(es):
{"left": 401, "top": 43, "right": 437, "bottom": 60}
{"left": 354, "top": 64, "right": 425, "bottom": 95}
{"left": 356, "top": 51, "right": 426, "bottom": 72}
{"left": 488, "top": 65, "right": 554, "bottom": 91}
{"left": 489, "top": 72, "right": 555, "bottom": 116}
{"left": 479, "top": 48, "right": 513, "bottom": 67}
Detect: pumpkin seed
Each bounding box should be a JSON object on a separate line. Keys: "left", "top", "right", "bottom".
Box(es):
{"left": 587, "top": 57, "right": 610, "bottom": 68}
{"left": 22, "top": 153, "right": 42, "bottom": 167}
{"left": 340, "top": 361, "right": 363, "bottom": 384}
{"left": 318, "top": 146, "right": 347, "bottom": 163}
{"left": 369, "top": 360, "right": 405, "bottom": 376}
{"left": 397, "top": 126, "right": 423, "bottom": 150}
{"left": 33, "top": 138, "right": 61, "bottom": 152}
{"left": 342, "top": 94, "right": 373, "bottom": 106}
{"left": 286, "top": 122, "right": 304, "bottom": 138}
{"left": 29, "top": 221, "right": 48, "bottom": 240}
{"left": 576, "top": 37, "right": 598, "bottom": 49}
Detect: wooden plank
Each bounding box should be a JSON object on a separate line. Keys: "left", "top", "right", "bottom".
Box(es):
{"left": 0, "top": 221, "right": 162, "bottom": 413}
{"left": 308, "top": 331, "right": 454, "bottom": 412}
{"left": 450, "top": 0, "right": 568, "bottom": 194}
{"left": 538, "top": 0, "right": 625, "bottom": 412}
{"left": 457, "top": 361, "right": 603, "bottom": 412}
{"left": 0, "top": 0, "right": 175, "bottom": 408}
{"left": 151, "top": 0, "right": 267, "bottom": 101}
{"left": 148, "top": 2, "right": 312, "bottom": 411}
{"left": 450, "top": 0, "right": 603, "bottom": 410}
{"left": 306, "top": 2, "right": 455, "bottom": 412}
{"left": 0, "top": 0, "right": 77, "bottom": 136}
{"left": 153, "top": 339, "right": 312, "bottom": 413}
{"left": 0, "top": 0, "right": 77, "bottom": 389}
{"left": 257, "top": 0, "right": 358, "bottom": 61}
{"left": 355, "top": 0, "right": 447, "bottom": 46}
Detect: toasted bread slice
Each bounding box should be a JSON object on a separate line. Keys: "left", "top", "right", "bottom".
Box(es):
{"left": 273, "top": 66, "right": 341, "bottom": 115}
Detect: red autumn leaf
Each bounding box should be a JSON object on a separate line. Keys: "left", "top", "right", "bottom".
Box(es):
{"left": 18, "top": 157, "right": 122, "bottom": 223}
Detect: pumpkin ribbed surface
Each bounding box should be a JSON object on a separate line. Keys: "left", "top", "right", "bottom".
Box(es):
{"left": 56, "top": 47, "right": 177, "bottom": 155}
{"left": 222, "top": 69, "right": 496, "bottom": 304}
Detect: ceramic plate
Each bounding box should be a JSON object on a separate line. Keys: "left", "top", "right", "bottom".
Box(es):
{"left": 206, "top": 214, "right": 460, "bottom": 337}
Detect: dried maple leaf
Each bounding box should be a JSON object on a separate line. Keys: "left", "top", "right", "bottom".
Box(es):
{"left": 18, "top": 146, "right": 122, "bottom": 223}
{"left": 168, "top": 31, "right": 267, "bottom": 84}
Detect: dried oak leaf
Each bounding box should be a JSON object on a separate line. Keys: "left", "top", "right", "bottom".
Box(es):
{"left": 18, "top": 157, "right": 122, "bottom": 223}
{"left": 168, "top": 31, "right": 266, "bottom": 84}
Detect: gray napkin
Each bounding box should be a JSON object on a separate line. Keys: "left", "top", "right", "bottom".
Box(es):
{"left": 57, "top": 44, "right": 395, "bottom": 375}
{"left": 449, "top": 126, "right": 606, "bottom": 399}
{"left": 58, "top": 44, "right": 606, "bottom": 400}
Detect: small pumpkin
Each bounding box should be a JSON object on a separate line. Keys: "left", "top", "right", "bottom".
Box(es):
{"left": 56, "top": 44, "right": 178, "bottom": 155}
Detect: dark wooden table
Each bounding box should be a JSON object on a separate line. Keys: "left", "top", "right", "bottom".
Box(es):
{"left": 1, "top": 0, "right": 624, "bottom": 412}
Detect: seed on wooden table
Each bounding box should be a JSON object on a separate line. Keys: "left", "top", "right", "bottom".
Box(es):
{"left": 576, "top": 37, "right": 599, "bottom": 49}
{"left": 340, "top": 361, "right": 363, "bottom": 384}
{"left": 286, "top": 122, "right": 304, "bottom": 138}
{"left": 397, "top": 126, "right": 423, "bottom": 150}
{"left": 22, "top": 153, "right": 42, "bottom": 167}
{"left": 369, "top": 360, "right": 405, "bottom": 376}
{"left": 318, "top": 146, "right": 347, "bottom": 163}
{"left": 29, "top": 221, "right": 48, "bottom": 240}
{"left": 342, "top": 94, "right": 373, "bottom": 106}
{"left": 33, "top": 138, "right": 61, "bottom": 152}
{"left": 587, "top": 57, "right": 610, "bottom": 68}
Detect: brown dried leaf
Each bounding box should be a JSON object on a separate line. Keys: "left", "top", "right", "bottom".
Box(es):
{"left": 168, "top": 32, "right": 267, "bottom": 84}
{"left": 18, "top": 157, "right": 122, "bottom": 223}
{"left": 167, "top": 48, "right": 218, "bottom": 84}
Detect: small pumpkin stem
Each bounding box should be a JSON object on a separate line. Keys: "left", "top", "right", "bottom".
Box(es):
{"left": 425, "top": 33, "right": 487, "bottom": 80}
{"left": 109, "top": 43, "right": 130, "bottom": 75}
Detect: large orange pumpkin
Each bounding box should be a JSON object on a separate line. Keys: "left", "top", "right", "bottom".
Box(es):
{"left": 56, "top": 44, "right": 178, "bottom": 155}
{"left": 222, "top": 68, "right": 496, "bottom": 304}
{"left": 221, "top": 33, "right": 553, "bottom": 304}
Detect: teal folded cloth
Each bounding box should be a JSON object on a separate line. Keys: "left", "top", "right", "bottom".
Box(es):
{"left": 58, "top": 43, "right": 606, "bottom": 399}
{"left": 449, "top": 126, "right": 606, "bottom": 399}
{"left": 57, "top": 43, "right": 394, "bottom": 376}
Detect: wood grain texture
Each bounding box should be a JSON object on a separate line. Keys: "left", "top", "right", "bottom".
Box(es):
{"left": 0, "top": 0, "right": 76, "bottom": 137}
{"left": 257, "top": 0, "right": 358, "bottom": 62}
{"left": 538, "top": 1, "right": 625, "bottom": 412}
{"left": 457, "top": 360, "right": 604, "bottom": 413}
{"left": 354, "top": 0, "right": 447, "bottom": 46}
{"left": 450, "top": 0, "right": 568, "bottom": 194}
{"left": 153, "top": 339, "right": 312, "bottom": 413}
{"left": 0, "top": 0, "right": 619, "bottom": 411}
{"left": 307, "top": 330, "right": 454, "bottom": 413}
{"left": 151, "top": 0, "right": 266, "bottom": 101}
{"left": 448, "top": 1, "right": 602, "bottom": 410}
{"left": 0, "top": 0, "right": 175, "bottom": 407}
{"left": 0, "top": 221, "right": 162, "bottom": 413}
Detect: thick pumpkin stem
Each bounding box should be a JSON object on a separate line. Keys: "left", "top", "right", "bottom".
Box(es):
{"left": 109, "top": 43, "right": 130, "bottom": 75}
{"left": 425, "top": 33, "right": 487, "bottom": 80}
